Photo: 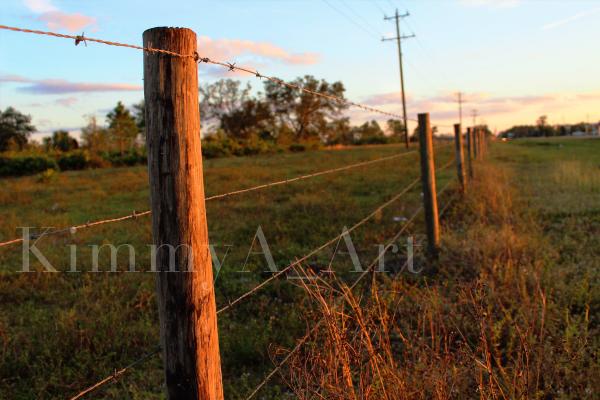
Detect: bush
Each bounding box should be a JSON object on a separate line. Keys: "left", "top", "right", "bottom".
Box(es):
{"left": 57, "top": 151, "right": 89, "bottom": 171}
{"left": 288, "top": 143, "right": 306, "bottom": 152}
{"left": 101, "top": 150, "right": 146, "bottom": 166}
{"left": 0, "top": 155, "right": 58, "bottom": 177}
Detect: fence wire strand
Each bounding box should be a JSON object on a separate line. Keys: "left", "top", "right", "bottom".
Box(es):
{"left": 217, "top": 176, "right": 421, "bottom": 314}
{"left": 1, "top": 24, "right": 406, "bottom": 120}
{"left": 0, "top": 150, "right": 417, "bottom": 248}
{"left": 68, "top": 347, "right": 161, "bottom": 400}
{"left": 244, "top": 205, "right": 424, "bottom": 399}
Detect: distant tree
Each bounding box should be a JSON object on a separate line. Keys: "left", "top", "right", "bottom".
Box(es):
{"left": 536, "top": 115, "right": 555, "bottom": 137}
{"left": 353, "top": 120, "right": 384, "bottom": 138}
{"left": 82, "top": 116, "right": 110, "bottom": 152}
{"left": 132, "top": 101, "right": 145, "bottom": 133}
{"left": 0, "top": 107, "right": 35, "bottom": 151}
{"left": 200, "top": 79, "right": 252, "bottom": 124}
{"left": 323, "top": 117, "right": 352, "bottom": 145}
{"left": 386, "top": 119, "right": 405, "bottom": 137}
{"left": 264, "top": 75, "right": 348, "bottom": 141}
{"left": 219, "top": 98, "right": 273, "bottom": 140}
{"left": 106, "top": 101, "right": 138, "bottom": 154}
{"left": 50, "top": 130, "right": 78, "bottom": 152}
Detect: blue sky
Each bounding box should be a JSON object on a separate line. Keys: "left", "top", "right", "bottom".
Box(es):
{"left": 1, "top": 0, "right": 600, "bottom": 139}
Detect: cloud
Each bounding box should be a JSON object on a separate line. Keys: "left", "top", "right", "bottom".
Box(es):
{"left": 55, "top": 97, "right": 78, "bottom": 106}
{"left": 198, "top": 36, "right": 320, "bottom": 66}
{"left": 0, "top": 74, "right": 142, "bottom": 94}
{"left": 542, "top": 6, "right": 600, "bottom": 30}
{"left": 361, "top": 92, "right": 414, "bottom": 106}
{"left": 460, "top": 0, "right": 520, "bottom": 8}
{"left": 23, "top": 0, "right": 96, "bottom": 32}
{"left": 38, "top": 11, "right": 96, "bottom": 32}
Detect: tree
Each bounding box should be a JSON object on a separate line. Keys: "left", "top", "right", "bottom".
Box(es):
{"left": 106, "top": 101, "right": 138, "bottom": 155}
{"left": 536, "top": 115, "right": 555, "bottom": 137}
{"left": 132, "top": 100, "right": 145, "bottom": 133}
{"left": 352, "top": 120, "right": 385, "bottom": 142}
{"left": 0, "top": 107, "right": 35, "bottom": 151}
{"left": 200, "top": 79, "right": 252, "bottom": 124}
{"left": 82, "top": 116, "right": 110, "bottom": 152}
{"left": 264, "top": 75, "right": 348, "bottom": 141}
{"left": 50, "top": 130, "right": 78, "bottom": 152}
{"left": 386, "top": 119, "right": 405, "bottom": 137}
{"left": 219, "top": 98, "right": 273, "bottom": 140}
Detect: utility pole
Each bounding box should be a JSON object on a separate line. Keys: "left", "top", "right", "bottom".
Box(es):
{"left": 471, "top": 109, "right": 478, "bottom": 128}
{"left": 457, "top": 92, "right": 464, "bottom": 127}
{"left": 383, "top": 9, "right": 414, "bottom": 149}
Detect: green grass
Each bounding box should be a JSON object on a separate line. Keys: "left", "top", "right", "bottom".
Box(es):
{"left": 1, "top": 137, "right": 599, "bottom": 399}
{"left": 0, "top": 143, "right": 456, "bottom": 399}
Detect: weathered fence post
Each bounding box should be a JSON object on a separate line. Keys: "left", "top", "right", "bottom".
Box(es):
{"left": 454, "top": 123, "right": 467, "bottom": 192}
{"left": 143, "top": 27, "right": 224, "bottom": 400}
{"left": 466, "top": 127, "right": 474, "bottom": 179}
{"left": 418, "top": 113, "right": 440, "bottom": 257}
{"left": 478, "top": 129, "right": 484, "bottom": 160}
{"left": 473, "top": 126, "right": 479, "bottom": 160}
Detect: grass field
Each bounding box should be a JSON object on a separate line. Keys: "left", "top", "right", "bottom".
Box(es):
{"left": 1, "top": 137, "right": 599, "bottom": 399}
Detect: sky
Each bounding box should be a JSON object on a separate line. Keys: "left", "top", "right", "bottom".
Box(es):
{"left": 1, "top": 0, "right": 600, "bottom": 140}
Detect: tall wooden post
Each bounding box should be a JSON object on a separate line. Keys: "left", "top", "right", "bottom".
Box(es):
{"left": 143, "top": 27, "right": 224, "bottom": 400}
{"left": 466, "top": 127, "right": 474, "bottom": 179}
{"left": 418, "top": 113, "right": 440, "bottom": 257}
{"left": 454, "top": 123, "right": 467, "bottom": 192}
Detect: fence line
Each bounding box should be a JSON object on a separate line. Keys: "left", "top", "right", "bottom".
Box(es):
{"left": 0, "top": 150, "right": 420, "bottom": 249}
{"left": 218, "top": 157, "right": 453, "bottom": 315}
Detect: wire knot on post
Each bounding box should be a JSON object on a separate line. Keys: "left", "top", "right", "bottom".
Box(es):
{"left": 192, "top": 51, "right": 200, "bottom": 62}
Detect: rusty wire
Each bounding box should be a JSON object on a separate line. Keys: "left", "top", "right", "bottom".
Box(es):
{"left": 0, "top": 150, "right": 417, "bottom": 249}
{"left": 0, "top": 24, "right": 406, "bottom": 120}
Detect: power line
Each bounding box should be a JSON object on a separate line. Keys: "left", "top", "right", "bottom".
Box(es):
{"left": 338, "top": 0, "right": 383, "bottom": 36}
{"left": 321, "top": 0, "right": 380, "bottom": 39}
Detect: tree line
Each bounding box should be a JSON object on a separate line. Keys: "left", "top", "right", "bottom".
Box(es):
{"left": 0, "top": 75, "right": 412, "bottom": 176}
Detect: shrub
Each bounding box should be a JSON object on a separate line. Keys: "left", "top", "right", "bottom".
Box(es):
{"left": 57, "top": 151, "right": 89, "bottom": 171}
{"left": 288, "top": 143, "right": 306, "bottom": 152}
{"left": 0, "top": 155, "right": 58, "bottom": 177}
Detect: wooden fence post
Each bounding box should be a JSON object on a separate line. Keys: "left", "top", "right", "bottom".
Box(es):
{"left": 473, "top": 127, "right": 479, "bottom": 160}
{"left": 143, "top": 27, "right": 224, "bottom": 400}
{"left": 453, "top": 123, "right": 466, "bottom": 192}
{"left": 466, "top": 127, "right": 474, "bottom": 179}
{"left": 418, "top": 113, "right": 440, "bottom": 257}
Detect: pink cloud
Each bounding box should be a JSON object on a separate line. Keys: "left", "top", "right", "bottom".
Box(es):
{"left": 55, "top": 97, "right": 78, "bottom": 106}
{"left": 362, "top": 92, "right": 414, "bottom": 106}
{"left": 198, "top": 36, "right": 320, "bottom": 66}
{"left": 37, "top": 11, "right": 96, "bottom": 32}
{"left": 24, "top": 0, "right": 96, "bottom": 32}
{"left": 0, "top": 75, "right": 142, "bottom": 94}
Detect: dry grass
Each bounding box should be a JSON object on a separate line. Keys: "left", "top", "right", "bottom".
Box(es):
{"left": 277, "top": 161, "right": 599, "bottom": 399}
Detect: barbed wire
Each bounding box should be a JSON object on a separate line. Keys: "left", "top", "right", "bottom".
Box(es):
{"left": 0, "top": 24, "right": 406, "bottom": 121}
{"left": 0, "top": 150, "right": 417, "bottom": 249}
{"left": 68, "top": 347, "right": 161, "bottom": 400}
{"left": 216, "top": 175, "right": 421, "bottom": 314}
{"left": 245, "top": 204, "right": 423, "bottom": 399}
{"left": 218, "top": 157, "right": 453, "bottom": 315}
